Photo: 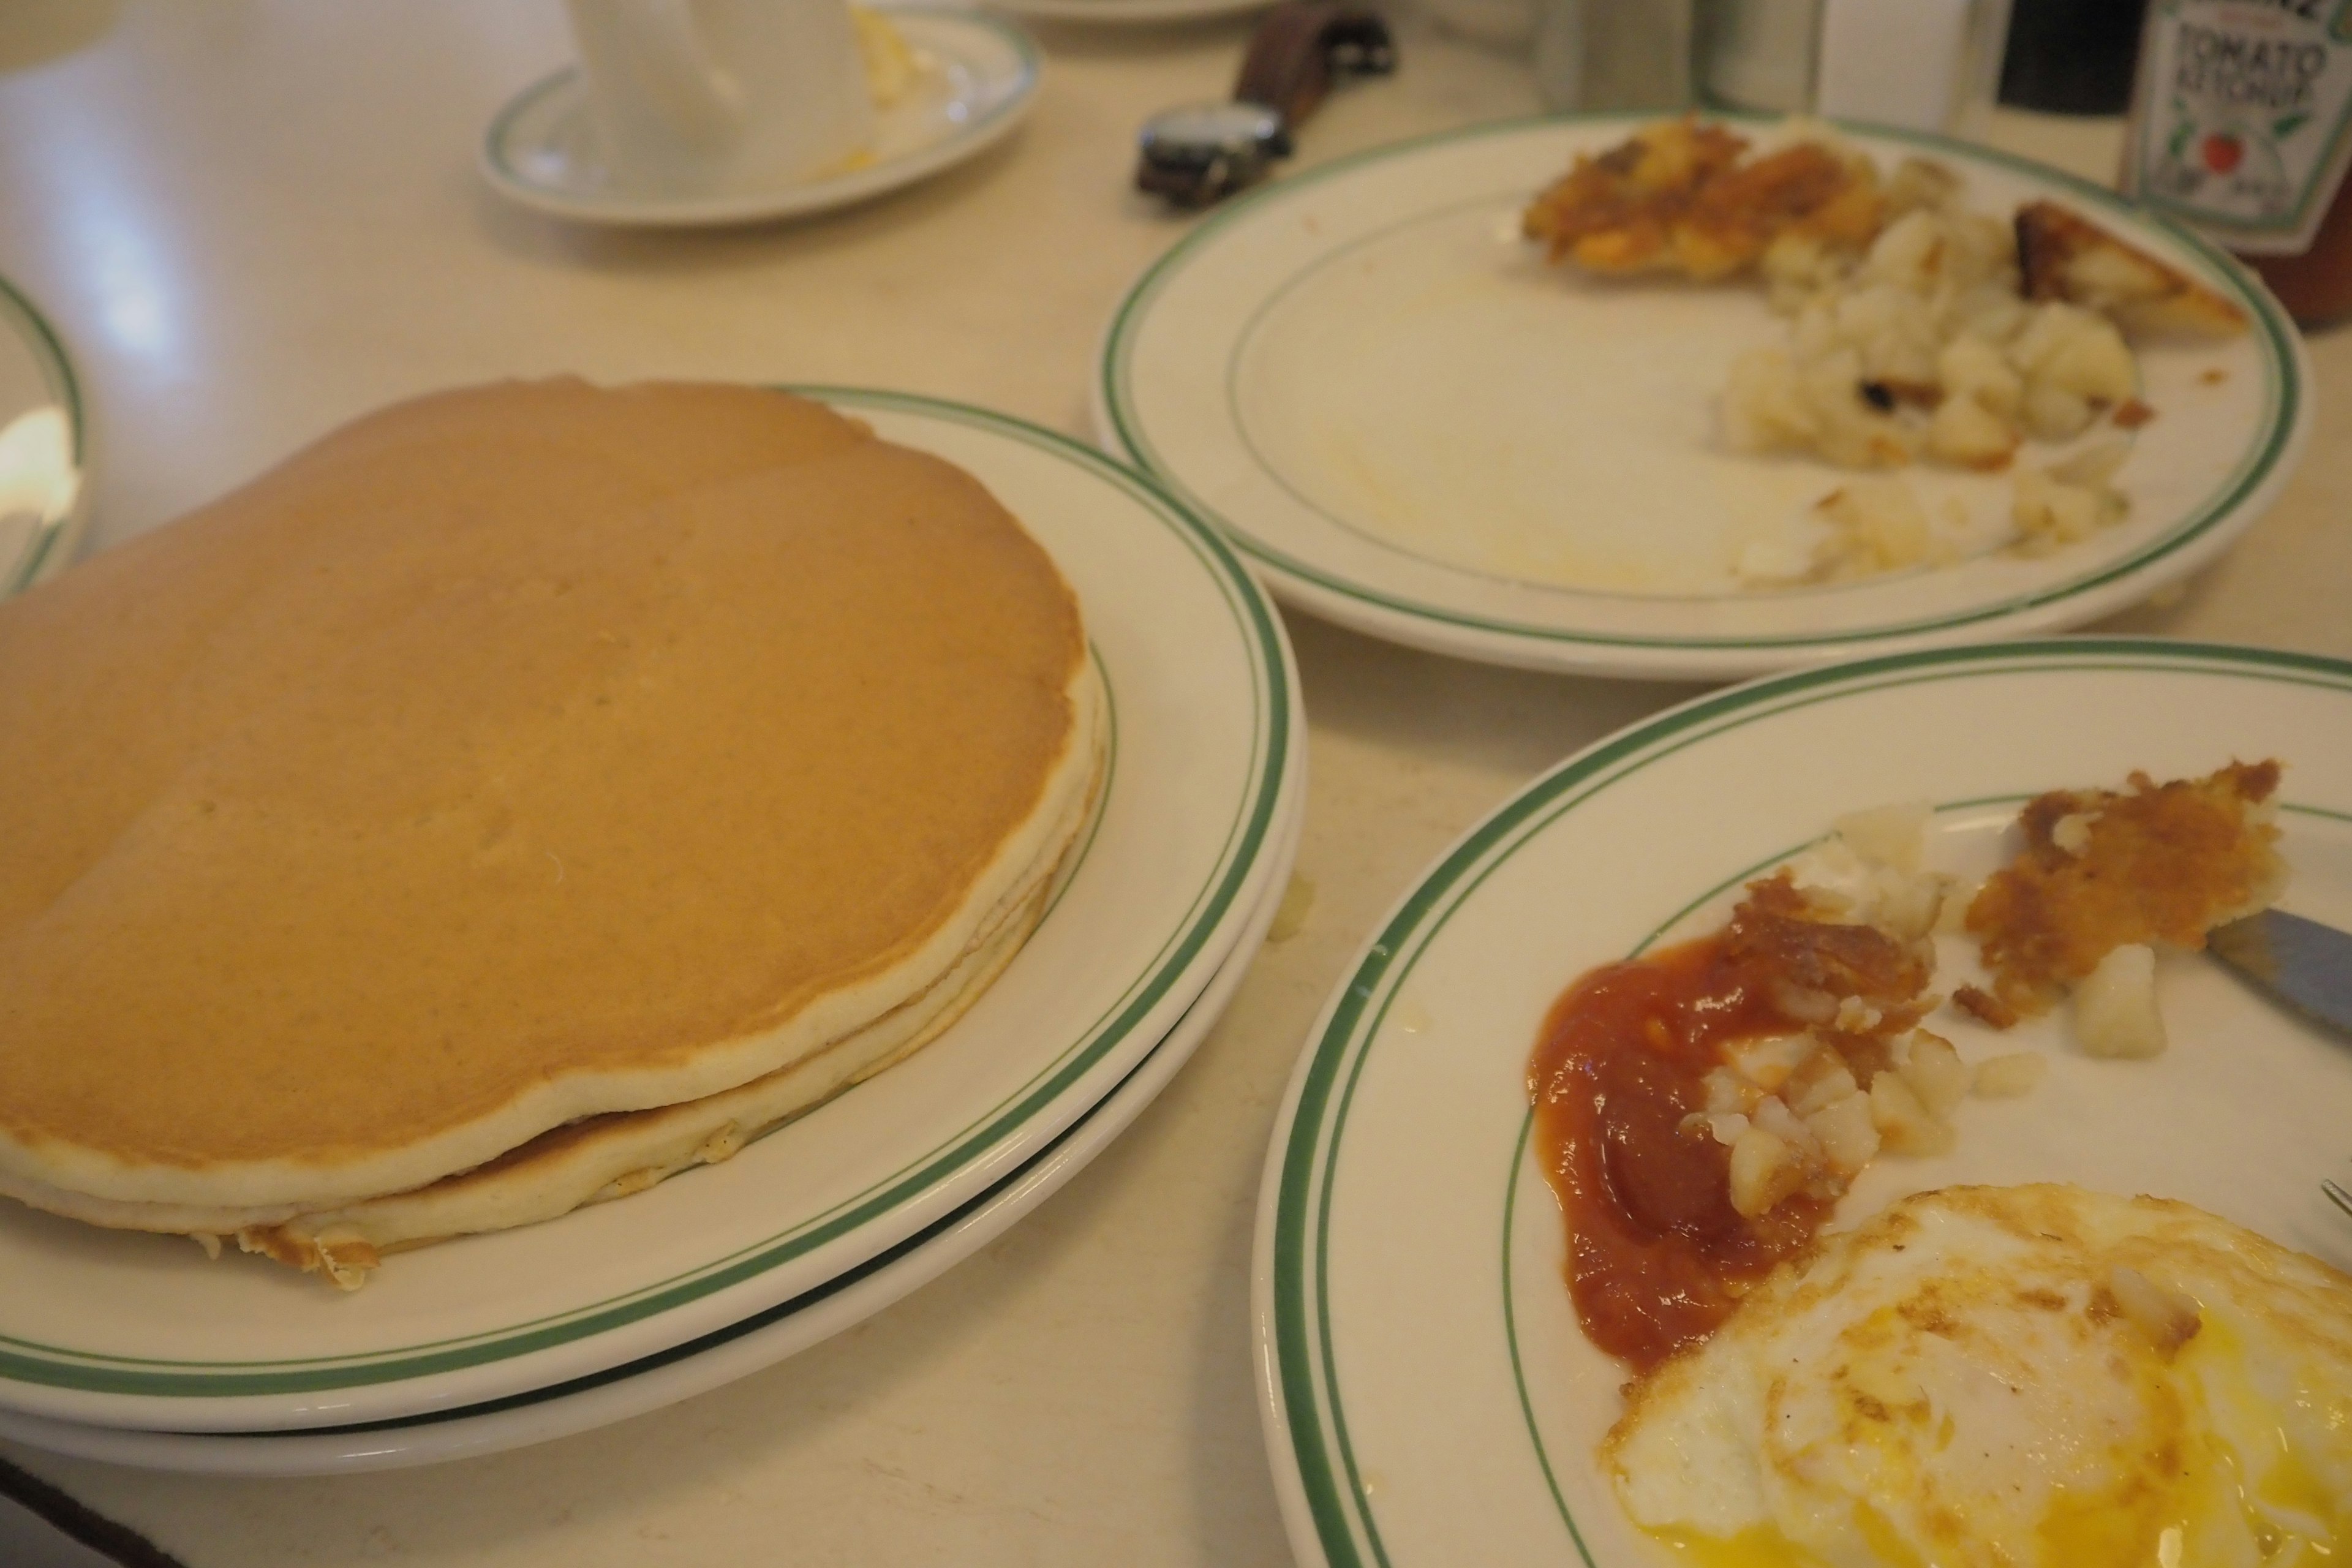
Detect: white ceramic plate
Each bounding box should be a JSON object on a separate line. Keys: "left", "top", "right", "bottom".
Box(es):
{"left": 1254, "top": 639, "right": 2352, "bottom": 1567}
{"left": 0, "top": 388, "right": 1302, "bottom": 1436}
{"left": 0, "top": 791, "right": 1300, "bottom": 1476}
{"left": 480, "top": 9, "right": 1039, "bottom": 228}
{"left": 0, "top": 273, "right": 85, "bottom": 598}
{"left": 991, "top": 0, "right": 1266, "bottom": 26}
{"left": 1099, "top": 116, "right": 2311, "bottom": 679}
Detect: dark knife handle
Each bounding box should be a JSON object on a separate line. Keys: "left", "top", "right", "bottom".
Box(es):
{"left": 1234, "top": 1, "right": 1396, "bottom": 129}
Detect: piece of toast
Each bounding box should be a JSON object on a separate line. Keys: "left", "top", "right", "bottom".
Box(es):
{"left": 2015, "top": 200, "right": 2247, "bottom": 336}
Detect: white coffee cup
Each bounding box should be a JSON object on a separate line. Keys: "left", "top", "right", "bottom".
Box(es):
{"left": 564, "top": 0, "right": 878, "bottom": 195}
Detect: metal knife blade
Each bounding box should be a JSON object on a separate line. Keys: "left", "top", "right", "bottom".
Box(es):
{"left": 2209, "top": 908, "right": 2352, "bottom": 1039}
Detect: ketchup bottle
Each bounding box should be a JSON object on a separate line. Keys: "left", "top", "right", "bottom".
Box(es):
{"left": 2123, "top": 1, "right": 2352, "bottom": 326}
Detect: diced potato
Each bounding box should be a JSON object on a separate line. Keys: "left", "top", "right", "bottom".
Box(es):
{"left": 2076, "top": 943, "right": 2166, "bottom": 1058}
{"left": 1972, "top": 1052, "right": 2047, "bottom": 1098}
{"left": 1751, "top": 1095, "right": 1823, "bottom": 1159}
{"left": 2040, "top": 478, "right": 2106, "bottom": 541}
{"left": 1939, "top": 334, "right": 2023, "bottom": 410}
{"left": 1790, "top": 842, "right": 1868, "bottom": 921}
{"left": 1770, "top": 979, "right": 1842, "bottom": 1027}
{"left": 1707, "top": 1112, "right": 1751, "bottom": 1146}
{"left": 1863, "top": 210, "right": 1948, "bottom": 292}
{"left": 1805, "top": 1090, "right": 1881, "bottom": 1175}
{"left": 1728, "top": 1031, "right": 1821, "bottom": 1092}
{"left": 2021, "top": 382, "right": 2095, "bottom": 442}
{"left": 1762, "top": 233, "right": 1853, "bottom": 314}
{"left": 1834, "top": 801, "right": 1931, "bottom": 873}
{"left": 1871, "top": 1071, "right": 1956, "bottom": 1155}
{"left": 1812, "top": 390, "right": 1921, "bottom": 472}
{"left": 1861, "top": 339, "right": 1941, "bottom": 399}
{"left": 1952, "top": 282, "right": 2029, "bottom": 344}
{"left": 1928, "top": 393, "right": 2019, "bottom": 469}
{"left": 1728, "top": 1126, "right": 1806, "bottom": 1217}
{"left": 1943, "top": 213, "right": 2019, "bottom": 292}
{"left": 1896, "top": 1030, "right": 1969, "bottom": 1117}
{"left": 2007, "top": 302, "right": 2129, "bottom": 388}
{"left": 1709, "top": 184, "right": 2145, "bottom": 508}
{"left": 2036, "top": 317, "right": 2138, "bottom": 404}
{"left": 1835, "top": 281, "right": 1932, "bottom": 350}
{"left": 1874, "top": 869, "right": 1950, "bottom": 943}
{"left": 1703, "top": 1065, "right": 1762, "bottom": 1115}
{"left": 1790, "top": 829, "right": 1950, "bottom": 943}
{"left": 1833, "top": 995, "right": 1885, "bottom": 1033}
{"left": 1784, "top": 1046, "right": 1860, "bottom": 1117}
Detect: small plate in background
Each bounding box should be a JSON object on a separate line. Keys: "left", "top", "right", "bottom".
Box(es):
{"left": 481, "top": 9, "right": 1040, "bottom": 228}
{"left": 0, "top": 274, "right": 85, "bottom": 599}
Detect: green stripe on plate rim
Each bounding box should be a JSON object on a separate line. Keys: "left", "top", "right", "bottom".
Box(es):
{"left": 1, "top": 269, "right": 85, "bottom": 598}
{"left": 1101, "top": 113, "right": 2302, "bottom": 652}
{"left": 1269, "top": 638, "right": 2352, "bottom": 1568}
{"left": 482, "top": 8, "right": 1043, "bottom": 201}
{"left": 0, "top": 388, "right": 1292, "bottom": 1398}
{"left": 194, "top": 999, "right": 1191, "bottom": 1445}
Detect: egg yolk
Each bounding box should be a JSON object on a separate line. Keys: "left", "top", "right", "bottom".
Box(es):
{"left": 1648, "top": 1526, "right": 1822, "bottom": 1568}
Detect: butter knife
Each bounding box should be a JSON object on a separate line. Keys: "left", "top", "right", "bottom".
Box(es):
{"left": 2209, "top": 909, "right": 2352, "bottom": 1039}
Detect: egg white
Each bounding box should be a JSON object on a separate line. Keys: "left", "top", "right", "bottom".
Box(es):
{"left": 1607, "top": 1185, "right": 2352, "bottom": 1568}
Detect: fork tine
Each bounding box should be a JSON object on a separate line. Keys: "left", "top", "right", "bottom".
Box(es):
{"left": 2326, "top": 1178, "right": 2352, "bottom": 1220}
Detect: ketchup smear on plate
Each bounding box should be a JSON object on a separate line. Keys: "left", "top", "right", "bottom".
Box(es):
{"left": 1527, "top": 876, "right": 1927, "bottom": 1371}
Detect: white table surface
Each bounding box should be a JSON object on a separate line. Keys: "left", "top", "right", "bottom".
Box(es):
{"left": 1, "top": 5, "right": 2348, "bottom": 1565}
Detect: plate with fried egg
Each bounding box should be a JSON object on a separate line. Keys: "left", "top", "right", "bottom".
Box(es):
{"left": 1254, "top": 638, "right": 2352, "bottom": 1568}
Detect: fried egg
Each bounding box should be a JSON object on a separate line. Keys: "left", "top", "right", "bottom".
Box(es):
{"left": 1607, "top": 1185, "right": 2352, "bottom": 1568}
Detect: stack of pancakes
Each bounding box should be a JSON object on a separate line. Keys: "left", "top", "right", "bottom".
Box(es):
{"left": 0, "top": 380, "right": 1102, "bottom": 1288}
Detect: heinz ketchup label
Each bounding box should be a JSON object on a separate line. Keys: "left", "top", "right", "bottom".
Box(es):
{"left": 2128, "top": 0, "right": 2352, "bottom": 254}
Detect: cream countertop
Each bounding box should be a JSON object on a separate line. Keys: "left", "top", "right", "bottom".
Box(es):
{"left": 1, "top": 4, "right": 2348, "bottom": 1565}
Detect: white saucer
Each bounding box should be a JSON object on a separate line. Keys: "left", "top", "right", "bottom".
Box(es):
{"left": 480, "top": 9, "right": 1041, "bottom": 228}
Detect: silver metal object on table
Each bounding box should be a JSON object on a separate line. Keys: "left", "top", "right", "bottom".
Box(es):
{"left": 2208, "top": 908, "right": 2352, "bottom": 1041}
{"left": 1135, "top": 0, "right": 1394, "bottom": 207}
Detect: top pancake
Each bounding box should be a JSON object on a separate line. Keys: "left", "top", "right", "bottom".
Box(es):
{"left": 0, "top": 380, "right": 1090, "bottom": 1212}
